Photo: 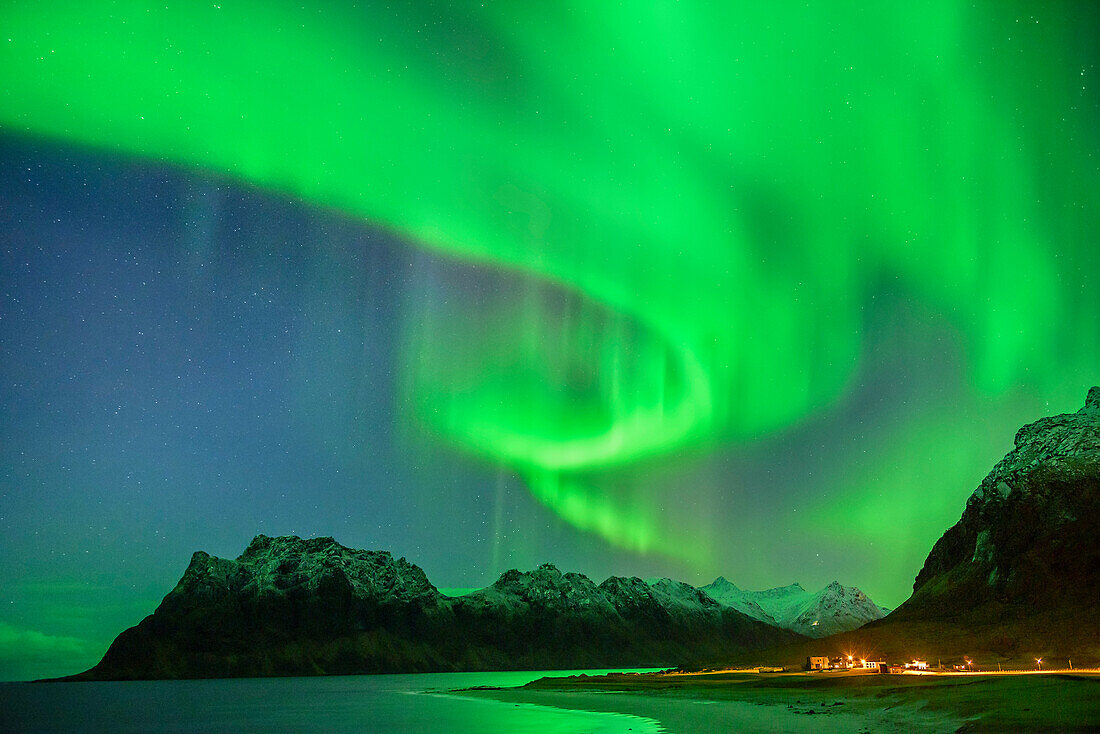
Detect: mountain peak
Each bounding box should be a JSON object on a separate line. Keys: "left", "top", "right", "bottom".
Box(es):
{"left": 701, "top": 578, "right": 884, "bottom": 638}
{"left": 911, "top": 389, "right": 1099, "bottom": 611}
{"left": 487, "top": 563, "right": 602, "bottom": 604}
{"left": 1082, "top": 385, "right": 1100, "bottom": 413}
{"left": 708, "top": 576, "right": 739, "bottom": 591}
{"left": 239, "top": 534, "right": 357, "bottom": 562}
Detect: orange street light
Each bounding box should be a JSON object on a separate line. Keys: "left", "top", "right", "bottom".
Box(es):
{"left": 1035, "top": 658, "right": 1042, "bottom": 671}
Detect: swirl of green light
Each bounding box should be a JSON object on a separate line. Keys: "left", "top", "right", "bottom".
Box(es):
{"left": 2, "top": 1, "right": 1096, "bottom": 561}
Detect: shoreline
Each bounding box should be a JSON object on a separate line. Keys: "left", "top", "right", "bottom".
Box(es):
{"left": 455, "top": 687, "right": 966, "bottom": 733}
{"left": 415, "top": 690, "right": 664, "bottom": 734}
{"left": 452, "top": 669, "right": 1100, "bottom": 732}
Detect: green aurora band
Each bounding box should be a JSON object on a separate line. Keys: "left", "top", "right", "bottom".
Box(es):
{"left": 2, "top": 2, "right": 1097, "bottom": 570}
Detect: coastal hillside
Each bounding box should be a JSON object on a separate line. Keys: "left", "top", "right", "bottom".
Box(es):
{"left": 65, "top": 536, "right": 801, "bottom": 680}
{"left": 903, "top": 386, "right": 1100, "bottom": 616}
{"left": 735, "top": 387, "right": 1100, "bottom": 667}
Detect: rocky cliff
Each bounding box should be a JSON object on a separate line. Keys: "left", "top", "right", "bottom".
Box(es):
{"left": 70, "top": 536, "right": 801, "bottom": 680}
{"left": 781, "top": 387, "right": 1100, "bottom": 664}
{"left": 723, "top": 388, "right": 1100, "bottom": 667}
{"left": 902, "top": 386, "right": 1100, "bottom": 616}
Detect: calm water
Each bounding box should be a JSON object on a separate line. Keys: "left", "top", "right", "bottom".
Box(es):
{"left": 0, "top": 670, "right": 664, "bottom": 733}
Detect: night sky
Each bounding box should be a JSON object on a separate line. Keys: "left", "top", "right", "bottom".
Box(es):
{"left": 2, "top": 1, "right": 1098, "bottom": 680}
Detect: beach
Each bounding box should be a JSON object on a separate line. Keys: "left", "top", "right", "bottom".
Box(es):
{"left": 456, "top": 669, "right": 1100, "bottom": 732}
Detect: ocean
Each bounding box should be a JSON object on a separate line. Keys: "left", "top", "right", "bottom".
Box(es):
{"left": 0, "top": 670, "right": 664, "bottom": 733}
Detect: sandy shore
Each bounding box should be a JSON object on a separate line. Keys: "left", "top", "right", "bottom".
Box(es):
{"left": 458, "top": 687, "right": 965, "bottom": 732}
{"left": 454, "top": 670, "right": 1100, "bottom": 732}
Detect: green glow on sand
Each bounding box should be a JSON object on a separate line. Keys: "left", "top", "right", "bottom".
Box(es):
{"left": 2, "top": 2, "right": 1096, "bottom": 569}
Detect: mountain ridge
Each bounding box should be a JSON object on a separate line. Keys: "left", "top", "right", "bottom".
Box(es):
{"left": 66, "top": 387, "right": 1098, "bottom": 678}
{"left": 701, "top": 577, "right": 886, "bottom": 637}
{"left": 64, "top": 537, "right": 802, "bottom": 680}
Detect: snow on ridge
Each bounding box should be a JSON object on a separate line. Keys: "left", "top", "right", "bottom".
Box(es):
{"left": 644, "top": 576, "right": 716, "bottom": 613}
{"left": 429, "top": 564, "right": 884, "bottom": 637}
{"left": 701, "top": 578, "right": 886, "bottom": 638}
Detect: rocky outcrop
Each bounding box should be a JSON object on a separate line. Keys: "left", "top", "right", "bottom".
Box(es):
{"left": 69, "top": 537, "right": 801, "bottom": 680}
{"left": 901, "top": 387, "right": 1100, "bottom": 616}
{"left": 80, "top": 536, "right": 454, "bottom": 679}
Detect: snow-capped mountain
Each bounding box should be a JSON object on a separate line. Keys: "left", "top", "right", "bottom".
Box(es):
{"left": 701, "top": 578, "right": 886, "bottom": 638}
{"left": 642, "top": 577, "right": 726, "bottom": 616}
{"left": 697, "top": 577, "right": 779, "bottom": 626}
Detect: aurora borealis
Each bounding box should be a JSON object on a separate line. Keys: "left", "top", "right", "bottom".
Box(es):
{"left": 1, "top": 1, "right": 1097, "bottom": 680}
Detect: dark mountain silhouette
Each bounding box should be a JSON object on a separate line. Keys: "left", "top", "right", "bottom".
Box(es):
{"left": 64, "top": 535, "right": 800, "bottom": 680}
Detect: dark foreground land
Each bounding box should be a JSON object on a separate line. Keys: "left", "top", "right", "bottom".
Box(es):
{"left": 456, "top": 669, "right": 1100, "bottom": 732}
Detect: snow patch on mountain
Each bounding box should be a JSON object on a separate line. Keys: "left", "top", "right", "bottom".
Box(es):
{"left": 701, "top": 578, "right": 885, "bottom": 638}
{"left": 699, "top": 577, "right": 779, "bottom": 626}
{"left": 643, "top": 577, "right": 720, "bottom": 615}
